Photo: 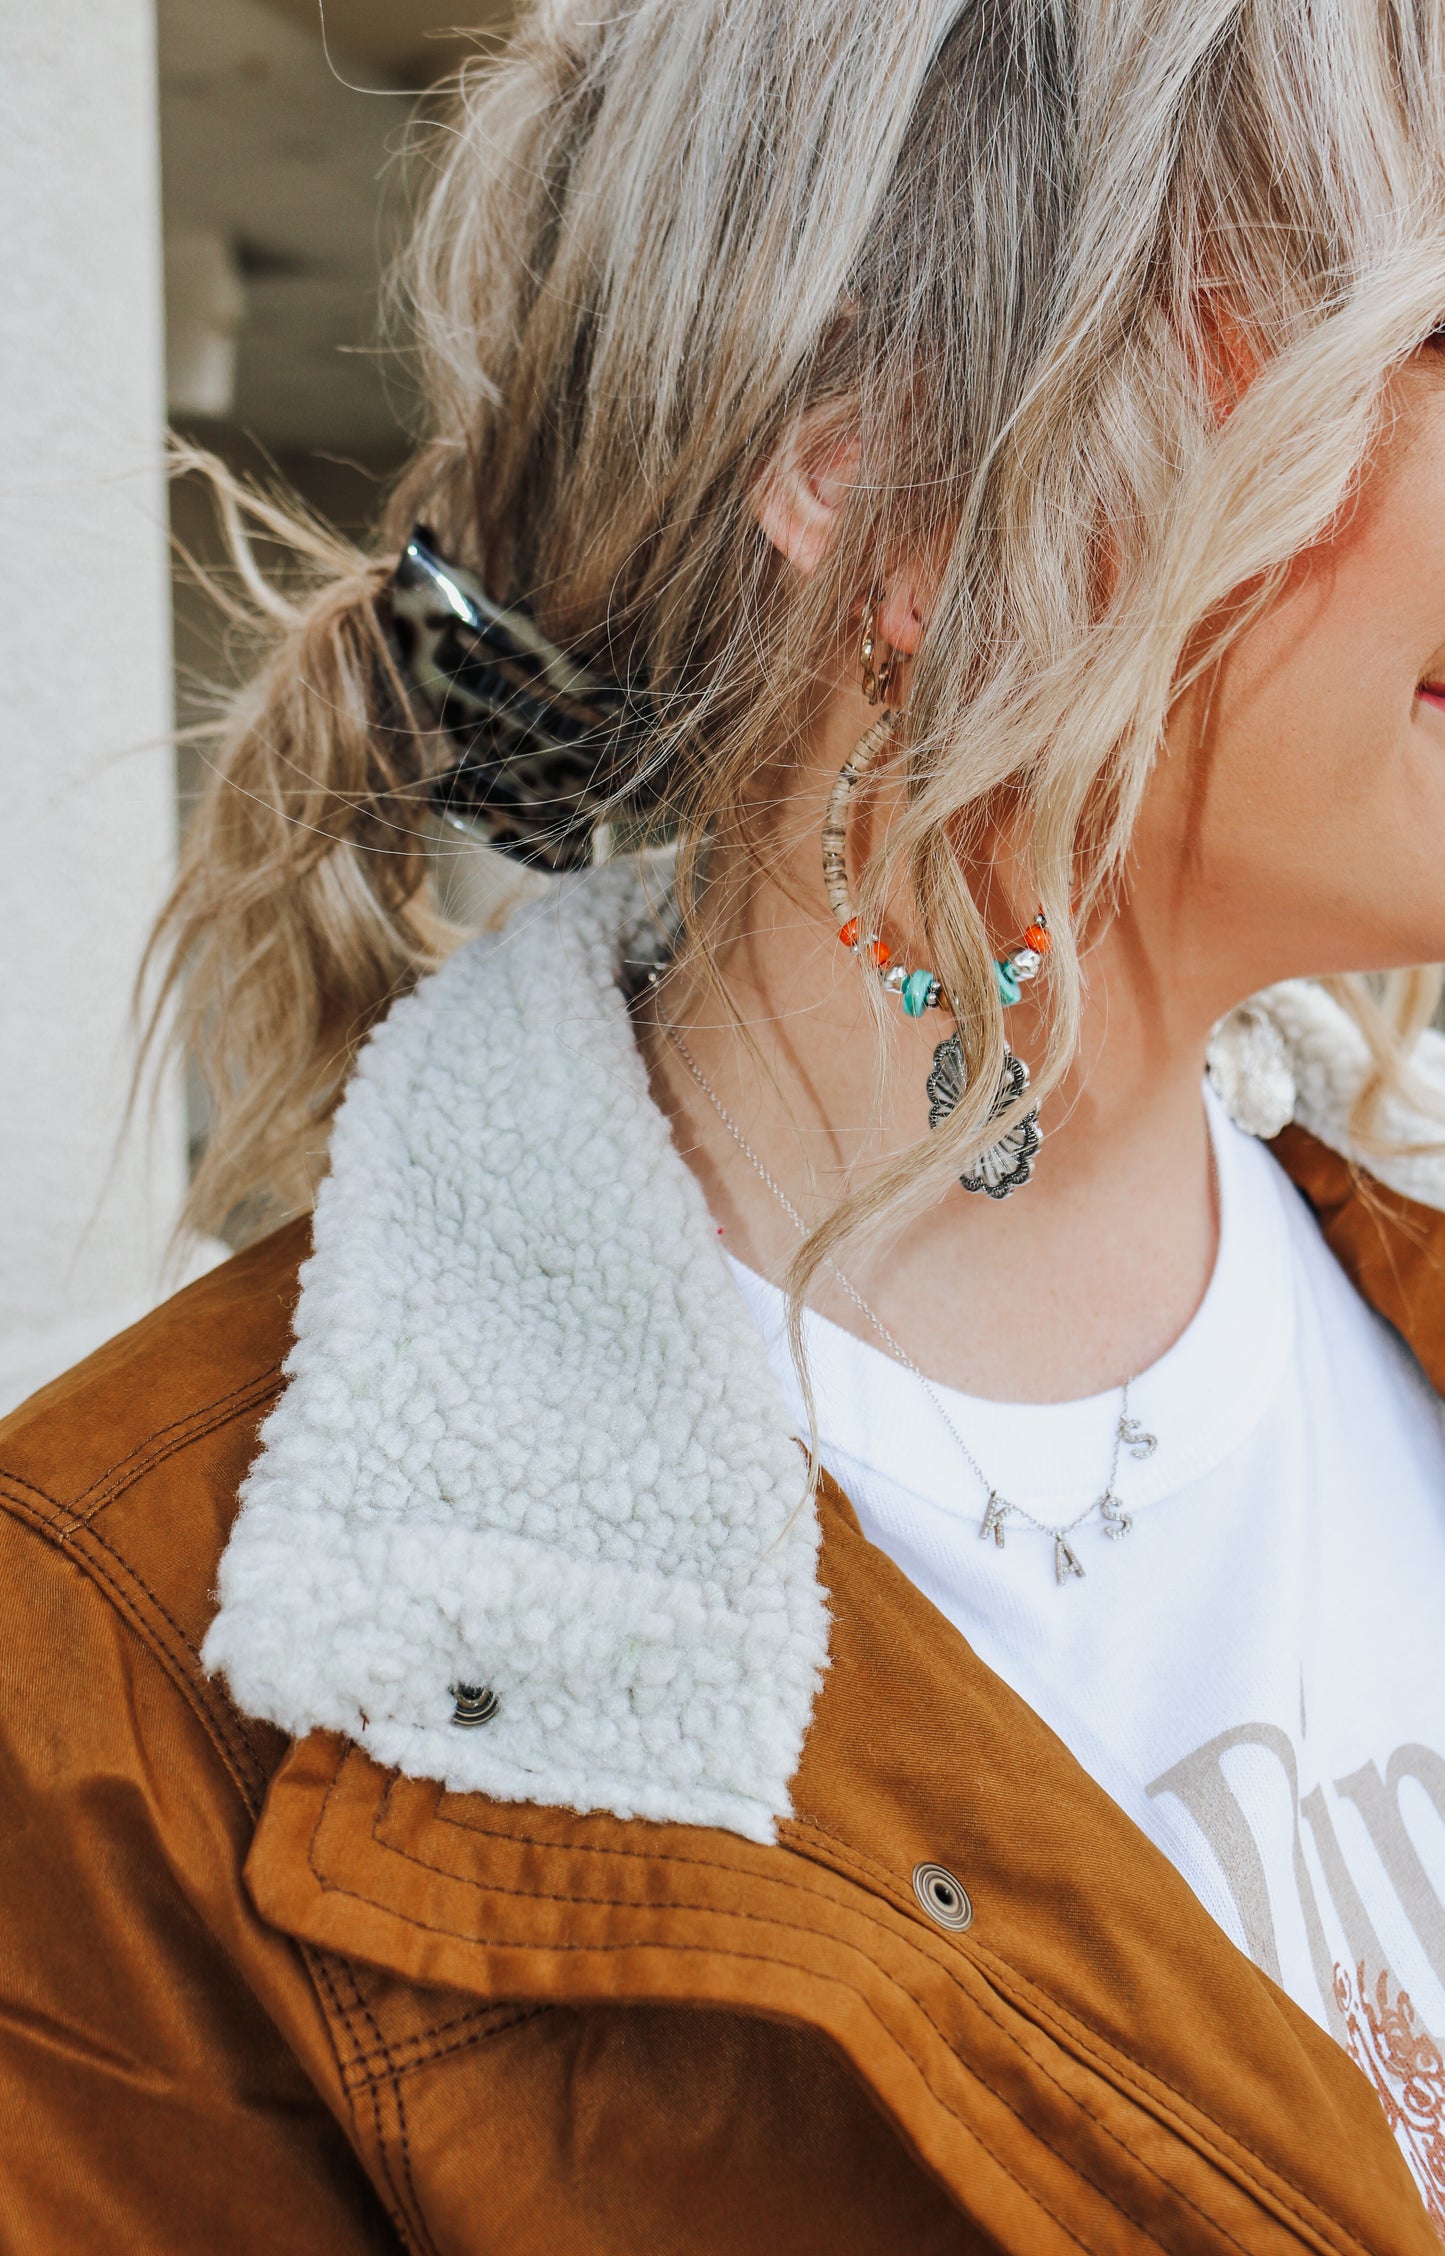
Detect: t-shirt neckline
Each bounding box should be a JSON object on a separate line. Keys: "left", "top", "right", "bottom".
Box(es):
{"left": 727, "top": 1082, "right": 1297, "bottom": 1520}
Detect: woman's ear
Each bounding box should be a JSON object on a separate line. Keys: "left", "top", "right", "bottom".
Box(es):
{"left": 1198, "top": 296, "right": 1261, "bottom": 423}
{"left": 752, "top": 416, "right": 861, "bottom": 576}
{"left": 752, "top": 409, "right": 932, "bottom": 654}
{"left": 877, "top": 581, "right": 925, "bottom": 658}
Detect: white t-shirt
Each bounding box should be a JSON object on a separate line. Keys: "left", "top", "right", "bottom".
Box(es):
{"left": 730, "top": 1087, "right": 1445, "bottom": 2225}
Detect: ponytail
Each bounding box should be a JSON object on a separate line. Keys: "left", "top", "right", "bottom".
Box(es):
{"left": 144, "top": 454, "right": 462, "bottom": 1241}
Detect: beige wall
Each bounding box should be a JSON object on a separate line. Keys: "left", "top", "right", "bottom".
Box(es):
{"left": 0, "top": 0, "right": 518, "bottom": 1414}
{"left": 0, "top": 2, "right": 189, "bottom": 1411}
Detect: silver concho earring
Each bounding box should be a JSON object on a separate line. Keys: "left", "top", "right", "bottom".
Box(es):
{"left": 822, "top": 610, "right": 1045, "bottom": 1200}
{"left": 924, "top": 1034, "right": 1041, "bottom": 1200}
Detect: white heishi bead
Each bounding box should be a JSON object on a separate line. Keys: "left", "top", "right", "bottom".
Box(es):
{"left": 882, "top": 965, "right": 907, "bottom": 991}
{"left": 1012, "top": 947, "right": 1041, "bottom": 977}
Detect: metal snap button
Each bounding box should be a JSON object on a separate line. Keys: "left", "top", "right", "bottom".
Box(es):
{"left": 912, "top": 1860, "right": 972, "bottom": 1931}
{"left": 450, "top": 1683, "right": 499, "bottom": 1727}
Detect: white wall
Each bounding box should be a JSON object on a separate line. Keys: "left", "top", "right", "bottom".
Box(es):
{"left": 0, "top": 1, "right": 189, "bottom": 1414}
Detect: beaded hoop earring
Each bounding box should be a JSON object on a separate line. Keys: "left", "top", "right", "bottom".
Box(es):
{"left": 821, "top": 634, "right": 1046, "bottom": 1199}
{"left": 821, "top": 716, "right": 1051, "bottom": 1018}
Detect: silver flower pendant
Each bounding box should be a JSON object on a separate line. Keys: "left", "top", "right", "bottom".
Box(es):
{"left": 926, "top": 1034, "right": 1042, "bottom": 1200}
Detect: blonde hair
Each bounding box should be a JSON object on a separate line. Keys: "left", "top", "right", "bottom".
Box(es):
{"left": 151, "top": 0, "right": 1445, "bottom": 1255}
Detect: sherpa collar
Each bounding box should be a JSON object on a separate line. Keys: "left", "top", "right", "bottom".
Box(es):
{"left": 204, "top": 864, "right": 1445, "bottom": 1841}
{"left": 203, "top": 863, "right": 827, "bottom": 1843}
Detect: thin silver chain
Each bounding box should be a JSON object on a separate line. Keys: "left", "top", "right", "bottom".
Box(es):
{"left": 661, "top": 1022, "right": 1155, "bottom": 1583}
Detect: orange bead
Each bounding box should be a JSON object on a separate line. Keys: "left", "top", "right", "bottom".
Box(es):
{"left": 869, "top": 938, "right": 892, "bottom": 968}
{"left": 1024, "top": 922, "right": 1051, "bottom": 954}
{"left": 838, "top": 918, "right": 859, "bottom": 949}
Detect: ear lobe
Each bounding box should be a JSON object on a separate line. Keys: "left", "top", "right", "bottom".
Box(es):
{"left": 752, "top": 420, "right": 861, "bottom": 576}
{"left": 878, "top": 582, "right": 926, "bottom": 658}
{"left": 1199, "top": 298, "right": 1260, "bottom": 423}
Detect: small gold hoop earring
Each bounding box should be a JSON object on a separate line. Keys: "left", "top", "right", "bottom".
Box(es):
{"left": 859, "top": 604, "right": 901, "bottom": 707}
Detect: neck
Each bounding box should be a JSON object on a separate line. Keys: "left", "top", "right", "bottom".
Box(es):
{"left": 641, "top": 706, "right": 1223, "bottom": 1405}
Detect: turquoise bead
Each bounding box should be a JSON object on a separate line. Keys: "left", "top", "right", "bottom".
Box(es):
{"left": 902, "top": 968, "right": 935, "bottom": 1017}
{"left": 994, "top": 958, "right": 1022, "bottom": 1007}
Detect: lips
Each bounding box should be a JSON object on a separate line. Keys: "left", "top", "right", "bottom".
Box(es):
{"left": 1420, "top": 681, "right": 1445, "bottom": 710}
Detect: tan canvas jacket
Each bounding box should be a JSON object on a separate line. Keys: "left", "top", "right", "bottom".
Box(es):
{"left": 2, "top": 871, "right": 1442, "bottom": 2254}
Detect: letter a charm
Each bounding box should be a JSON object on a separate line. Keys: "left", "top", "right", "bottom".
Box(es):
{"left": 1054, "top": 1533, "right": 1085, "bottom": 1584}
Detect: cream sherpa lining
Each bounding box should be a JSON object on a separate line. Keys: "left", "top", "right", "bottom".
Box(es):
{"left": 204, "top": 863, "right": 827, "bottom": 1843}
{"left": 1241, "top": 979, "right": 1445, "bottom": 1208}
{"left": 204, "top": 866, "right": 1445, "bottom": 1842}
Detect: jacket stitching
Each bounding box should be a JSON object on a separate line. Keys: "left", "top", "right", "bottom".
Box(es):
{"left": 73, "top": 1517, "right": 269, "bottom": 1801}
{"left": 345, "top": 1772, "right": 1361, "bottom": 2256}
{"left": 379, "top": 1826, "right": 933, "bottom": 1951}
{"left": 404, "top": 1790, "right": 978, "bottom": 1982}
{"left": 408, "top": 1780, "right": 921, "bottom": 1922}
{"left": 416, "top": 1745, "right": 1347, "bottom": 2237}
{"left": 403, "top": 2003, "right": 553, "bottom": 2080}
{"left": 305, "top": 1815, "right": 1099, "bottom": 2253}
{"left": 800, "top": 1803, "right": 1332, "bottom": 2234}
{"left": 961, "top": 1934, "right": 1353, "bottom": 2241}
{"left": 409, "top": 1784, "right": 929, "bottom": 1947}
{"left": 408, "top": 1783, "right": 797, "bottom": 1881}
{"left": 951, "top": 1913, "right": 1385, "bottom": 2244}
{"left": 313, "top": 1952, "right": 413, "bottom": 2245}
{"left": 317, "top": 1777, "right": 1217, "bottom": 2256}
{"left": 2, "top": 1439, "right": 403, "bottom": 2244}
{"left": 784, "top": 1813, "right": 926, "bottom": 1915}
{"left": 65, "top": 1370, "right": 284, "bottom": 1527}
{"left": 0, "top": 1368, "right": 283, "bottom": 1527}
{"left": 349, "top": 2004, "right": 556, "bottom": 2089}
{"left": 917, "top": 1979, "right": 1259, "bottom": 2256}
{"left": 0, "top": 1484, "right": 267, "bottom": 1814}
{"left": 0, "top": 1431, "right": 283, "bottom": 1804}
{"left": 358, "top": 1813, "right": 1262, "bottom": 2255}
{"left": 347, "top": 2000, "right": 540, "bottom": 2075}
{"left": 300, "top": 1942, "right": 406, "bottom": 2215}
{"left": 792, "top": 1789, "right": 1386, "bottom": 2244}
{"left": 412, "top": 1782, "right": 1344, "bottom": 2247}
{"left": 339, "top": 1960, "right": 437, "bottom": 2256}
{"left": 0, "top": 1465, "right": 71, "bottom": 1516}
{"left": 310, "top": 1947, "right": 425, "bottom": 2254}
